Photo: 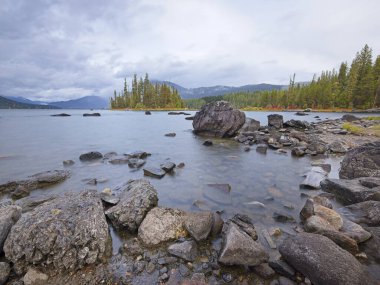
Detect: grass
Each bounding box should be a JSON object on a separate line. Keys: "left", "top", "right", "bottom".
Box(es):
{"left": 342, "top": 122, "right": 380, "bottom": 137}
{"left": 365, "top": 116, "right": 380, "bottom": 121}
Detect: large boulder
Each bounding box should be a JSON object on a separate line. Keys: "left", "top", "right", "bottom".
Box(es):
{"left": 105, "top": 179, "right": 158, "bottom": 232}
{"left": 4, "top": 191, "right": 110, "bottom": 274}
{"left": 192, "top": 101, "right": 245, "bottom": 137}
{"left": 283, "top": 119, "right": 310, "bottom": 129}
{"left": 0, "top": 205, "right": 22, "bottom": 251}
{"left": 267, "top": 114, "right": 283, "bottom": 129}
{"left": 238, "top": 117, "right": 260, "bottom": 133}
{"left": 321, "top": 178, "right": 380, "bottom": 205}
{"left": 138, "top": 207, "right": 185, "bottom": 246}
{"left": 279, "top": 233, "right": 375, "bottom": 285}
{"left": 339, "top": 142, "right": 380, "bottom": 179}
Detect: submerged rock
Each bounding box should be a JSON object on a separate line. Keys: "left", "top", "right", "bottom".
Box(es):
{"left": 256, "top": 144, "right": 268, "bottom": 154}
{"left": 339, "top": 141, "right": 380, "bottom": 179}
{"left": 143, "top": 167, "right": 166, "bottom": 179}
{"left": 51, "top": 113, "right": 70, "bottom": 117}
{"left": 105, "top": 180, "right": 158, "bottom": 232}
{"left": 161, "top": 162, "right": 176, "bottom": 173}
{"left": 192, "top": 101, "right": 245, "bottom": 137}
{"left": 342, "top": 201, "right": 380, "bottom": 226}
{"left": 4, "top": 191, "right": 110, "bottom": 274}
{"left": 138, "top": 207, "right": 185, "bottom": 246}
{"left": 79, "top": 151, "right": 103, "bottom": 161}
{"left": 279, "top": 233, "right": 374, "bottom": 285}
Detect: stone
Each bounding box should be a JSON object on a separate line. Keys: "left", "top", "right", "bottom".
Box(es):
{"left": 145, "top": 111, "right": 151, "bottom": 115}
{"left": 184, "top": 211, "right": 213, "bottom": 241}
{"left": 23, "top": 268, "right": 48, "bottom": 285}
{"left": 219, "top": 223, "right": 268, "bottom": 266}
{"left": 15, "top": 196, "right": 57, "bottom": 213}
{"left": 268, "top": 258, "right": 295, "bottom": 280}
{"left": 307, "top": 140, "right": 328, "bottom": 154}
{"left": 295, "top": 111, "right": 308, "bottom": 116}
{"left": 284, "top": 119, "right": 310, "bottom": 129}
{"left": 167, "top": 240, "right": 198, "bottom": 261}
{"left": 143, "top": 167, "right": 166, "bottom": 179}
{"left": 273, "top": 212, "right": 295, "bottom": 223}
{"left": 244, "top": 146, "right": 251, "bottom": 152}
{"left": 108, "top": 156, "right": 130, "bottom": 164}
{"left": 342, "top": 201, "right": 380, "bottom": 226}
{"left": 126, "top": 151, "right": 150, "bottom": 159}
{"left": 79, "top": 151, "right": 103, "bottom": 161}
{"left": 328, "top": 141, "right": 347, "bottom": 153}
{"left": 0, "top": 170, "right": 70, "bottom": 194}
{"left": 291, "top": 147, "right": 305, "bottom": 157}
{"left": 51, "top": 113, "right": 70, "bottom": 117}
{"left": 165, "top": 133, "right": 176, "bottom": 137}
{"left": 11, "top": 185, "right": 30, "bottom": 199}
{"left": 127, "top": 158, "right": 146, "bottom": 168}
{"left": 321, "top": 178, "right": 380, "bottom": 205}
{"left": 138, "top": 207, "right": 185, "bottom": 246}
{"left": 341, "top": 219, "right": 371, "bottom": 243}
{"left": 268, "top": 114, "right": 283, "bottom": 129}
{"left": 185, "top": 116, "right": 194, "bottom": 120}
{"left": 238, "top": 117, "right": 260, "bottom": 133}
{"left": 300, "top": 167, "right": 327, "bottom": 189}
{"left": 161, "top": 162, "right": 176, "bottom": 173}
{"left": 253, "top": 263, "right": 276, "bottom": 279}
{"left": 342, "top": 114, "right": 359, "bottom": 122}
{"left": 279, "top": 233, "right": 375, "bottom": 285}
{"left": 314, "top": 204, "right": 343, "bottom": 230}
{"left": 339, "top": 142, "right": 380, "bottom": 179}
{"left": 315, "top": 229, "right": 359, "bottom": 254}
{"left": 4, "top": 191, "right": 110, "bottom": 274}
{"left": 211, "top": 212, "right": 224, "bottom": 237}
{"left": 62, "top": 160, "right": 74, "bottom": 166}
{"left": 192, "top": 101, "right": 246, "bottom": 137}
{"left": 203, "top": 140, "right": 213, "bottom": 146}
{"left": 361, "top": 227, "right": 380, "bottom": 262}
{"left": 311, "top": 162, "right": 331, "bottom": 173}
{"left": 0, "top": 262, "right": 10, "bottom": 285}
{"left": 0, "top": 205, "right": 22, "bottom": 251}
{"left": 300, "top": 199, "right": 314, "bottom": 221}
{"left": 230, "top": 214, "right": 258, "bottom": 240}
{"left": 305, "top": 215, "right": 339, "bottom": 232}
{"left": 203, "top": 184, "right": 231, "bottom": 205}
{"left": 105, "top": 179, "right": 158, "bottom": 232}
{"left": 256, "top": 144, "right": 268, "bottom": 154}
{"left": 359, "top": 177, "right": 380, "bottom": 188}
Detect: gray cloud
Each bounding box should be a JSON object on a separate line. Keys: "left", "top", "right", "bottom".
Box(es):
{"left": 0, "top": 0, "right": 379, "bottom": 101}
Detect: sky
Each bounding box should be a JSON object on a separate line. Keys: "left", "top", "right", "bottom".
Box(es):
{"left": 0, "top": 0, "right": 379, "bottom": 101}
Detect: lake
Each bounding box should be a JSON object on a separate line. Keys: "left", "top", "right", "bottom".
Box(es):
{"left": 0, "top": 109, "right": 378, "bottom": 278}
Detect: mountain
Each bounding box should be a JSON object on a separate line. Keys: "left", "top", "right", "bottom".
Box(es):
{"left": 48, "top": 96, "right": 109, "bottom": 109}
{"left": 0, "top": 96, "right": 59, "bottom": 109}
{"left": 4, "top": 96, "right": 49, "bottom": 105}
{"left": 157, "top": 81, "right": 286, "bottom": 99}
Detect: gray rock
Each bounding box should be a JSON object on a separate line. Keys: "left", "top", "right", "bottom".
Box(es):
{"left": 128, "top": 158, "right": 146, "bottom": 168}
{"left": 268, "top": 114, "right": 283, "bottom": 129}
{"left": 0, "top": 205, "right": 22, "bottom": 251}
{"left": 138, "top": 207, "right": 185, "bottom": 246}
{"left": 167, "top": 240, "right": 198, "bottom": 261}
{"left": 339, "top": 142, "right": 380, "bottom": 179}
{"left": 342, "top": 201, "right": 380, "bottom": 226}
{"left": 300, "top": 167, "right": 327, "bottom": 189}
{"left": 238, "top": 117, "right": 260, "bottom": 133}
{"left": 359, "top": 177, "right": 380, "bottom": 188}
{"left": 253, "top": 263, "right": 276, "bottom": 279}
{"left": 51, "top": 113, "right": 70, "bottom": 117}
{"left": 311, "top": 162, "right": 331, "bottom": 173}
{"left": 291, "top": 147, "right": 305, "bottom": 157}
{"left": 342, "top": 114, "right": 359, "bottom": 122}
{"left": 108, "top": 156, "right": 130, "bottom": 164}
{"left": 341, "top": 219, "right": 371, "bottom": 243}
{"left": 126, "top": 151, "right": 150, "bottom": 159}
{"left": 105, "top": 179, "right": 158, "bottom": 232}
{"left": 300, "top": 199, "right": 314, "bottom": 221}
{"left": 143, "top": 167, "right": 166, "bottom": 179}
{"left": 321, "top": 178, "right": 380, "bottom": 205}
{"left": 62, "top": 160, "right": 74, "bottom": 166}
{"left": 295, "top": 111, "right": 308, "bottom": 116}
{"left": 15, "top": 196, "right": 57, "bottom": 213}
{"left": 268, "top": 258, "right": 295, "bottom": 280}
{"left": 0, "top": 262, "right": 10, "bottom": 285}
{"left": 361, "top": 226, "right": 380, "bottom": 262}
{"left": 161, "top": 162, "right": 176, "bottom": 173}
{"left": 83, "top": 113, "right": 101, "bottom": 117}
{"left": 79, "top": 151, "right": 103, "bottom": 161}
{"left": 219, "top": 223, "right": 268, "bottom": 266}
{"left": 279, "top": 233, "right": 375, "bottom": 285}
{"left": 192, "top": 101, "right": 246, "bottom": 138}
{"left": 284, "top": 119, "right": 310, "bottom": 129}
{"left": 4, "top": 191, "right": 110, "bottom": 274}
{"left": 184, "top": 211, "right": 213, "bottom": 241}
{"left": 256, "top": 144, "right": 268, "bottom": 154}
{"left": 273, "top": 212, "right": 295, "bottom": 223}
{"left": 23, "top": 268, "right": 48, "bottom": 285}
{"left": 100, "top": 193, "right": 120, "bottom": 205}
{"left": 203, "top": 140, "right": 213, "bottom": 146}
{"left": 315, "top": 229, "right": 359, "bottom": 254}
{"left": 165, "top": 133, "right": 176, "bottom": 137}
{"left": 0, "top": 170, "right": 70, "bottom": 194}
{"left": 328, "top": 141, "right": 347, "bottom": 153}
{"left": 307, "top": 141, "right": 327, "bottom": 154}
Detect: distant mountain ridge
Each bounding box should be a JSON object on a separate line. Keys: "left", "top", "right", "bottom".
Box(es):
{"left": 0, "top": 96, "right": 59, "bottom": 109}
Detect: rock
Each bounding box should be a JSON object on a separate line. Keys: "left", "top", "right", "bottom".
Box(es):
{"left": 300, "top": 167, "right": 328, "bottom": 189}
{"left": 211, "top": 212, "right": 224, "bottom": 237}
{"left": 339, "top": 142, "right": 380, "bottom": 179}
{"left": 244, "top": 146, "right": 251, "bottom": 152}
{"left": 359, "top": 177, "right": 380, "bottom": 188}
{"left": 313, "top": 204, "right": 343, "bottom": 230}
{"left": 295, "top": 111, "right": 308, "bottom": 116}
{"left": 161, "top": 162, "right": 176, "bottom": 173}
{"left": 268, "top": 257, "right": 295, "bottom": 280}
{"left": 256, "top": 144, "right": 268, "bottom": 154}
{"left": 62, "top": 160, "right": 74, "bottom": 166}
{"left": 268, "top": 114, "right": 283, "bottom": 129}
{"left": 0, "top": 170, "right": 70, "bottom": 194}
{"left": 341, "top": 219, "right": 371, "bottom": 243}
{"left": 127, "top": 158, "right": 146, "bottom": 168}
{"left": 108, "top": 156, "right": 130, "bottom": 164}
{"left": 361, "top": 227, "right": 380, "bottom": 262}
{"left": 238, "top": 118, "right": 260, "bottom": 133}
{"left": 167, "top": 240, "right": 198, "bottom": 261}
{"left": 165, "top": 133, "right": 176, "bottom": 137}
{"left": 0, "top": 262, "right": 10, "bottom": 285}
{"left": 328, "top": 141, "right": 347, "bottom": 153}
{"left": 321, "top": 178, "right": 380, "bottom": 205}
{"left": 289, "top": 130, "right": 309, "bottom": 143}
{"left": 279, "top": 233, "right": 374, "bottom": 285}
{"left": 15, "top": 196, "right": 57, "bottom": 213}
{"left": 105, "top": 180, "right": 158, "bottom": 232}
{"left": 311, "top": 162, "right": 331, "bottom": 173}
{"left": 192, "top": 101, "right": 246, "bottom": 137}
{"left": 11, "top": 185, "right": 30, "bottom": 199}
{"left": 184, "top": 212, "right": 213, "bottom": 241}
{"left": 307, "top": 141, "right": 327, "bottom": 154}
{"left": 4, "top": 191, "right": 110, "bottom": 273}
{"left": 203, "top": 183, "right": 231, "bottom": 205}
{"left": 230, "top": 214, "right": 258, "bottom": 240}
{"left": 83, "top": 113, "right": 101, "bottom": 117}
{"left": 103, "top": 152, "right": 117, "bottom": 159}
{"left": 100, "top": 193, "right": 119, "bottom": 205}
{"left": 126, "top": 151, "right": 150, "bottom": 159}
{"left": 342, "top": 201, "right": 380, "bottom": 226}
{"left": 304, "top": 215, "right": 338, "bottom": 232}
{"left": 203, "top": 140, "right": 213, "bottom": 146}
{"left": 138, "top": 207, "right": 185, "bottom": 246}
{"left": 145, "top": 111, "right": 151, "bottom": 115}
{"left": 273, "top": 212, "right": 295, "bottom": 223}
{"left": 23, "top": 268, "right": 48, "bottom": 285}
{"left": 143, "top": 167, "right": 166, "bottom": 179}
{"left": 0, "top": 205, "right": 22, "bottom": 251}
{"left": 300, "top": 199, "right": 314, "bottom": 221}
{"left": 342, "top": 114, "right": 359, "bottom": 122}
{"left": 284, "top": 120, "right": 310, "bottom": 129}
{"left": 168, "top": 111, "right": 190, "bottom": 115}
{"left": 315, "top": 229, "right": 359, "bottom": 254}
{"left": 262, "top": 229, "right": 276, "bottom": 249}
{"left": 51, "top": 113, "right": 70, "bottom": 117}
{"left": 253, "top": 263, "right": 276, "bottom": 279}
{"left": 79, "top": 151, "right": 103, "bottom": 161}
{"left": 291, "top": 147, "right": 306, "bottom": 157}
{"left": 177, "top": 162, "right": 185, "bottom": 168}
{"left": 219, "top": 223, "right": 268, "bottom": 266}
{"left": 185, "top": 116, "right": 194, "bottom": 120}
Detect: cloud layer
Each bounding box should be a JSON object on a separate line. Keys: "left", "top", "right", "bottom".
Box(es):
{"left": 1, "top": 0, "right": 379, "bottom": 101}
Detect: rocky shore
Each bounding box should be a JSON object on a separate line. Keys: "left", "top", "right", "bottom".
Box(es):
{"left": 0, "top": 101, "right": 379, "bottom": 284}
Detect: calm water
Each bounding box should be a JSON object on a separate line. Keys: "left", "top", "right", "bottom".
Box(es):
{"left": 0, "top": 109, "right": 379, "bottom": 279}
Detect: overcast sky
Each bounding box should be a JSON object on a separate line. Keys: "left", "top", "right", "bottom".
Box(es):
{"left": 1, "top": 0, "right": 379, "bottom": 101}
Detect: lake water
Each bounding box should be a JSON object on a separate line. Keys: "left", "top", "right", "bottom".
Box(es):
{"left": 0, "top": 109, "right": 379, "bottom": 279}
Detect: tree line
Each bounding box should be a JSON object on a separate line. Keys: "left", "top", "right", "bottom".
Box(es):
{"left": 185, "top": 44, "right": 380, "bottom": 110}
{"left": 110, "top": 74, "right": 184, "bottom": 109}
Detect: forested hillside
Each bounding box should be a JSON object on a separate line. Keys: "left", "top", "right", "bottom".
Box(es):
{"left": 186, "top": 45, "right": 380, "bottom": 110}
{"left": 110, "top": 74, "right": 184, "bottom": 109}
